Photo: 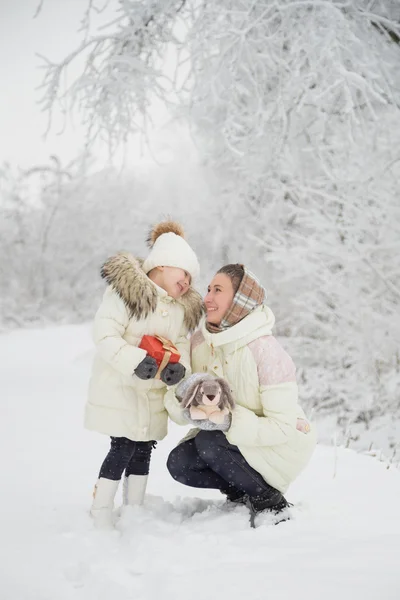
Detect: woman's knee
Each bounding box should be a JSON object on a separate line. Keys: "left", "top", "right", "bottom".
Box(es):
{"left": 166, "top": 444, "right": 188, "bottom": 482}
{"left": 167, "top": 439, "right": 201, "bottom": 483}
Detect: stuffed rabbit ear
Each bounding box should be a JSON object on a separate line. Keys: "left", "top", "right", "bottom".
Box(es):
{"left": 216, "top": 378, "right": 235, "bottom": 409}
{"left": 176, "top": 372, "right": 210, "bottom": 402}
{"left": 182, "top": 382, "right": 201, "bottom": 408}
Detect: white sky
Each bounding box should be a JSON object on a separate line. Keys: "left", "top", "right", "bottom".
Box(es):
{"left": 0, "top": 0, "right": 117, "bottom": 168}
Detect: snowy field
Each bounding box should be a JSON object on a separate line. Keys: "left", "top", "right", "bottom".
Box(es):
{"left": 1, "top": 325, "right": 399, "bottom": 600}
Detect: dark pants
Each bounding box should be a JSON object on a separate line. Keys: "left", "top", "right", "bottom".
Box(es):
{"left": 167, "top": 430, "right": 279, "bottom": 498}
{"left": 99, "top": 437, "right": 156, "bottom": 481}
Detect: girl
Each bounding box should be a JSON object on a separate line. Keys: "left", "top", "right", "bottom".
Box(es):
{"left": 85, "top": 221, "right": 203, "bottom": 528}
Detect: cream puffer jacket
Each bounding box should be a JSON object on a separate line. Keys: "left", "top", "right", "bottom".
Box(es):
{"left": 85, "top": 253, "right": 203, "bottom": 442}
{"left": 165, "top": 305, "right": 317, "bottom": 493}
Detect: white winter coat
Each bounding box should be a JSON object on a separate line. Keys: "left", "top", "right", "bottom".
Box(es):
{"left": 165, "top": 305, "right": 317, "bottom": 493}
{"left": 85, "top": 253, "right": 203, "bottom": 442}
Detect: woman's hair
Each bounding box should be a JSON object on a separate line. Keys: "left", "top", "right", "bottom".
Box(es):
{"left": 217, "top": 264, "right": 245, "bottom": 295}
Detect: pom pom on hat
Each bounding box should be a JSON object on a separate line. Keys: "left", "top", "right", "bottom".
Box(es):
{"left": 142, "top": 220, "right": 200, "bottom": 280}
{"left": 147, "top": 220, "right": 185, "bottom": 247}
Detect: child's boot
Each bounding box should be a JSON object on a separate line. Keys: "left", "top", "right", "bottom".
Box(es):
{"left": 90, "top": 477, "right": 119, "bottom": 529}
{"left": 123, "top": 474, "right": 148, "bottom": 506}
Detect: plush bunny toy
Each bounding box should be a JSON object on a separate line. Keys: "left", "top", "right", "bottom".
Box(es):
{"left": 176, "top": 373, "right": 235, "bottom": 431}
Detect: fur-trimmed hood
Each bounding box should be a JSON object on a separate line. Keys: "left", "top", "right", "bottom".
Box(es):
{"left": 101, "top": 252, "right": 204, "bottom": 331}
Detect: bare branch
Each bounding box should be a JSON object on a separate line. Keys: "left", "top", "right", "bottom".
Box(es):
{"left": 33, "top": 0, "right": 45, "bottom": 19}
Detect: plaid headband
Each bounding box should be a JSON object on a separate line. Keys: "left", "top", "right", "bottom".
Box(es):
{"left": 206, "top": 266, "right": 266, "bottom": 334}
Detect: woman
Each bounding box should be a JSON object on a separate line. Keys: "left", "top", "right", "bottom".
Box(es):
{"left": 165, "top": 264, "right": 316, "bottom": 524}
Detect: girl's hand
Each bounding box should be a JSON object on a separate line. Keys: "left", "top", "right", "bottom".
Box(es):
{"left": 160, "top": 362, "right": 186, "bottom": 386}
{"left": 134, "top": 356, "right": 158, "bottom": 379}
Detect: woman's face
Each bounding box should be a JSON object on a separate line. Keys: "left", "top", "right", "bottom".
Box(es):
{"left": 204, "top": 273, "right": 235, "bottom": 325}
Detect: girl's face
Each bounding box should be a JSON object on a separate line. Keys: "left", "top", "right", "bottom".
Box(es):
{"left": 204, "top": 273, "right": 235, "bottom": 325}
{"left": 157, "top": 266, "right": 191, "bottom": 299}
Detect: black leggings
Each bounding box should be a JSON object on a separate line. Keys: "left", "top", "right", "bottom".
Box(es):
{"left": 167, "top": 430, "right": 279, "bottom": 498}
{"left": 99, "top": 437, "right": 156, "bottom": 481}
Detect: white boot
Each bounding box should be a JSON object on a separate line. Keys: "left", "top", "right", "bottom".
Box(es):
{"left": 123, "top": 474, "right": 148, "bottom": 506}
{"left": 90, "top": 478, "right": 119, "bottom": 529}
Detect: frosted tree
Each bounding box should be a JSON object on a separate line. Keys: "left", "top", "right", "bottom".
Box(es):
{"left": 39, "top": 0, "right": 400, "bottom": 425}
{"left": 0, "top": 158, "right": 80, "bottom": 324}
{"left": 0, "top": 144, "right": 213, "bottom": 328}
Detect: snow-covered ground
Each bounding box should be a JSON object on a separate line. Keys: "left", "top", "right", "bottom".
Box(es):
{"left": 1, "top": 325, "right": 399, "bottom": 600}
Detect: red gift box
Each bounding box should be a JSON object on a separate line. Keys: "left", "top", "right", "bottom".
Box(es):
{"left": 139, "top": 335, "right": 181, "bottom": 379}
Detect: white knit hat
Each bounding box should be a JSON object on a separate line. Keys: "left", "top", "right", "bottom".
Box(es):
{"left": 142, "top": 221, "right": 200, "bottom": 280}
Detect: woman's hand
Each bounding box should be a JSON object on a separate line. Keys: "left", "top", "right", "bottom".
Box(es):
{"left": 175, "top": 373, "right": 209, "bottom": 401}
